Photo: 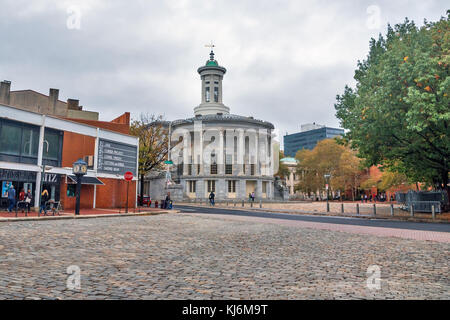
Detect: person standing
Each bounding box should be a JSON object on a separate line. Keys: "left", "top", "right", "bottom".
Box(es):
{"left": 25, "top": 189, "right": 33, "bottom": 213}
{"left": 209, "top": 191, "right": 215, "bottom": 206}
{"left": 7, "top": 185, "right": 16, "bottom": 213}
{"left": 164, "top": 192, "right": 171, "bottom": 210}
{"left": 251, "top": 191, "right": 255, "bottom": 202}
{"left": 18, "top": 188, "right": 25, "bottom": 213}
{"left": 40, "top": 189, "right": 49, "bottom": 215}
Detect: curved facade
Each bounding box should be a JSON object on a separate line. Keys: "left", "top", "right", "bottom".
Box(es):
{"left": 167, "top": 50, "right": 275, "bottom": 201}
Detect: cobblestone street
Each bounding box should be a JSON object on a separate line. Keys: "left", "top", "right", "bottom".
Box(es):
{"left": 0, "top": 213, "right": 448, "bottom": 299}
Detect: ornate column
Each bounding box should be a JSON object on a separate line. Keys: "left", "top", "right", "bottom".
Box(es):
{"left": 218, "top": 129, "right": 224, "bottom": 175}
{"left": 182, "top": 132, "right": 189, "bottom": 175}
{"left": 238, "top": 129, "right": 245, "bottom": 175}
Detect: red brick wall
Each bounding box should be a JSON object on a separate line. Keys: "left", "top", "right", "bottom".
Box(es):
{"left": 60, "top": 179, "right": 136, "bottom": 210}
{"left": 60, "top": 181, "right": 94, "bottom": 209}
{"left": 95, "top": 178, "right": 136, "bottom": 209}
{"left": 59, "top": 114, "right": 135, "bottom": 210}
{"left": 62, "top": 131, "right": 95, "bottom": 167}
{"left": 62, "top": 113, "right": 130, "bottom": 135}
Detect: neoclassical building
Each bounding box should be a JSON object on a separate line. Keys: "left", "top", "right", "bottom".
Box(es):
{"left": 153, "top": 50, "right": 276, "bottom": 201}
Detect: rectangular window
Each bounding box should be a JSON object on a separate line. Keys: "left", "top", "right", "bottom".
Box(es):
{"left": 207, "top": 180, "right": 216, "bottom": 192}
{"left": 188, "top": 164, "right": 192, "bottom": 175}
{"left": 250, "top": 164, "right": 255, "bottom": 176}
{"left": 197, "top": 164, "right": 200, "bottom": 175}
{"left": 205, "top": 87, "right": 210, "bottom": 102}
{"left": 227, "top": 180, "right": 236, "bottom": 193}
{"left": 214, "top": 87, "right": 219, "bottom": 102}
{"left": 0, "top": 122, "right": 21, "bottom": 155}
{"left": 262, "top": 182, "right": 267, "bottom": 194}
{"left": 43, "top": 129, "right": 61, "bottom": 160}
{"left": 210, "top": 164, "right": 217, "bottom": 174}
{"left": 67, "top": 184, "right": 76, "bottom": 197}
{"left": 225, "top": 164, "right": 232, "bottom": 174}
{"left": 189, "top": 180, "right": 196, "bottom": 193}
{"left": 21, "top": 127, "right": 39, "bottom": 157}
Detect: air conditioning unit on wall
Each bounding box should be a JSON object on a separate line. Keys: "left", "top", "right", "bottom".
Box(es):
{"left": 84, "top": 155, "right": 94, "bottom": 169}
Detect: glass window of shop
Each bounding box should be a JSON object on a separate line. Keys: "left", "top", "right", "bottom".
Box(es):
{"left": 0, "top": 119, "right": 40, "bottom": 164}
{"left": 43, "top": 128, "right": 63, "bottom": 166}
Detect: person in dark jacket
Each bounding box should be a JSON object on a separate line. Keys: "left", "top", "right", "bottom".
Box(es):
{"left": 209, "top": 191, "right": 215, "bottom": 206}
{"left": 40, "top": 189, "right": 49, "bottom": 215}
{"left": 164, "top": 192, "right": 171, "bottom": 209}
{"left": 7, "top": 185, "right": 16, "bottom": 213}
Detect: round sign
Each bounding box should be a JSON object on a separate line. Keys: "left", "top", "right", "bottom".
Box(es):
{"left": 124, "top": 171, "right": 133, "bottom": 181}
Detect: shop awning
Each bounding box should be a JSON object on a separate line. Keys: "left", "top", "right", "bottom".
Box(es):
{"left": 67, "top": 175, "right": 104, "bottom": 185}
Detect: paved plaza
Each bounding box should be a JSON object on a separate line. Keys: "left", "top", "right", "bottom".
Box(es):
{"left": 0, "top": 212, "right": 448, "bottom": 299}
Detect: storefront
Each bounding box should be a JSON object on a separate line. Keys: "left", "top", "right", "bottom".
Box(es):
{"left": 0, "top": 169, "right": 36, "bottom": 208}
{"left": 1, "top": 104, "right": 139, "bottom": 210}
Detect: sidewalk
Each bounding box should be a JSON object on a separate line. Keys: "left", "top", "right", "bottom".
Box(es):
{"left": 0, "top": 207, "right": 178, "bottom": 222}
{"left": 177, "top": 202, "right": 450, "bottom": 223}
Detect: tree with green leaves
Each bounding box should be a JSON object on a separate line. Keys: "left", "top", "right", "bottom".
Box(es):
{"left": 130, "top": 113, "right": 169, "bottom": 206}
{"left": 335, "top": 13, "right": 449, "bottom": 198}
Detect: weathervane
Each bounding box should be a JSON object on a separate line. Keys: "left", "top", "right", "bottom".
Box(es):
{"left": 205, "top": 41, "right": 215, "bottom": 60}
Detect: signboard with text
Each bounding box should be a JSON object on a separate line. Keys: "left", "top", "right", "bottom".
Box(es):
{"left": 97, "top": 139, "right": 137, "bottom": 176}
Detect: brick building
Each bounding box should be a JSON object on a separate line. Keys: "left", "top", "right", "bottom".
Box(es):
{"left": 0, "top": 104, "right": 138, "bottom": 211}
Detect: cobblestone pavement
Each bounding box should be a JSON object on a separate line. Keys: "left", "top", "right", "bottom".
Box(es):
{"left": 0, "top": 213, "right": 448, "bottom": 299}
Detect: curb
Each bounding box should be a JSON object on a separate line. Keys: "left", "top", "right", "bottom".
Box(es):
{"left": 0, "top": 210, "right": 179, "bottom": 223}
{"left": 176, "top": 204, "right": 449, "bottom": 224}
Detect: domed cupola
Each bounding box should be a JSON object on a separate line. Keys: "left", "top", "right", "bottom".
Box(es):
{"left": 194, "top": 47, "right": 229, "bottom": 116}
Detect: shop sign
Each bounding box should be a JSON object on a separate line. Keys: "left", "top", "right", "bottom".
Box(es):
{"left": 0, "top": 169, "right": 36, "bottom": 182}
{"left": 97, "top": 139, "right": 137, "bottom": 176}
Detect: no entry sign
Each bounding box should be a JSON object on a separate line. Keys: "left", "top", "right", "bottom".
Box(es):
{"left": 124, "top": 171, "right": 133, "bottom": 181}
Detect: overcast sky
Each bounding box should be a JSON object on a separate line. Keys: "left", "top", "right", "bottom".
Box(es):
{"left": 1, "top": 0, "right": 447, "bottom": 145}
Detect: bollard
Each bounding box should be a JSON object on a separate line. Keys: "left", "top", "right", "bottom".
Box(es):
{"left": 250, "top": 201, "right": 253, "bottom": 208}
{"left": 260, "top": 200, "right": 262, "bottom": 208}
{"left": 410, "top": 204, "right": 414, "bottom": 217}
{"left": 226, "top": 201, "right": 228, "bottom": 206}
{"left": 234, "top": 201, "right": 236, "bottom": 207}
{"left": 242, "top": 200, "right": 244, "bottom": 207}
{"left": 341, "top": 203, "right": 344, "bottom": 214}
{"left": 356, "top": 203, "right": 359, "bottom": 215}
{"left": 432, "top": 205, "right": 435, "bottom": 220}
{"left": 373, "top": 204, "right": 376, "bottom": 216}
{"left": 390, "top": 204, "right": 394, "bottom": 217}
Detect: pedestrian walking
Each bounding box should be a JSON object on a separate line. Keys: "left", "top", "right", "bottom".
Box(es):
{"left": 209, "top": 191, "right": 215, "bottom": 206}
{"left": 40, "top": 189, "right": 49, "bottom": 215}
{"left": 7, "top": 185, "right": 16, "bottom": 213}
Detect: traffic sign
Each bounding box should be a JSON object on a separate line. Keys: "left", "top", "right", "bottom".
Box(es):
{"left": 124, "top": 171, "right": 133, "bottom": 181}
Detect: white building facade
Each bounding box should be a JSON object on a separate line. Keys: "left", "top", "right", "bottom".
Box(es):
{"left": 164, "top": 50, "right": 276, "bottom": 201}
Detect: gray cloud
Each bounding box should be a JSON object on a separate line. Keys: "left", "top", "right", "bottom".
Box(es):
{"left": 0, "top": 0, "right": 448, "bottom": 147}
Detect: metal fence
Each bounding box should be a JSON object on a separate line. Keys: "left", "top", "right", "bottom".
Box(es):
{"left": 396, "top": 190, "right": 448, "bottom": 213}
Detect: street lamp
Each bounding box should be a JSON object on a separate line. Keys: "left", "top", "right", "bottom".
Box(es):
{"left": 72, "top": 159, "right": 87, "bottom": 215}
{"left": 324, "top": 173, "right": 331, "bottom": 212}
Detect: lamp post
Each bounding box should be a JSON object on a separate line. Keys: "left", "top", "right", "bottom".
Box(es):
{"left": 72, "top": 159, "right": 87, "bottom": 215}
{"left": 324, "top": 173, "right": 331, "bottom": 212}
